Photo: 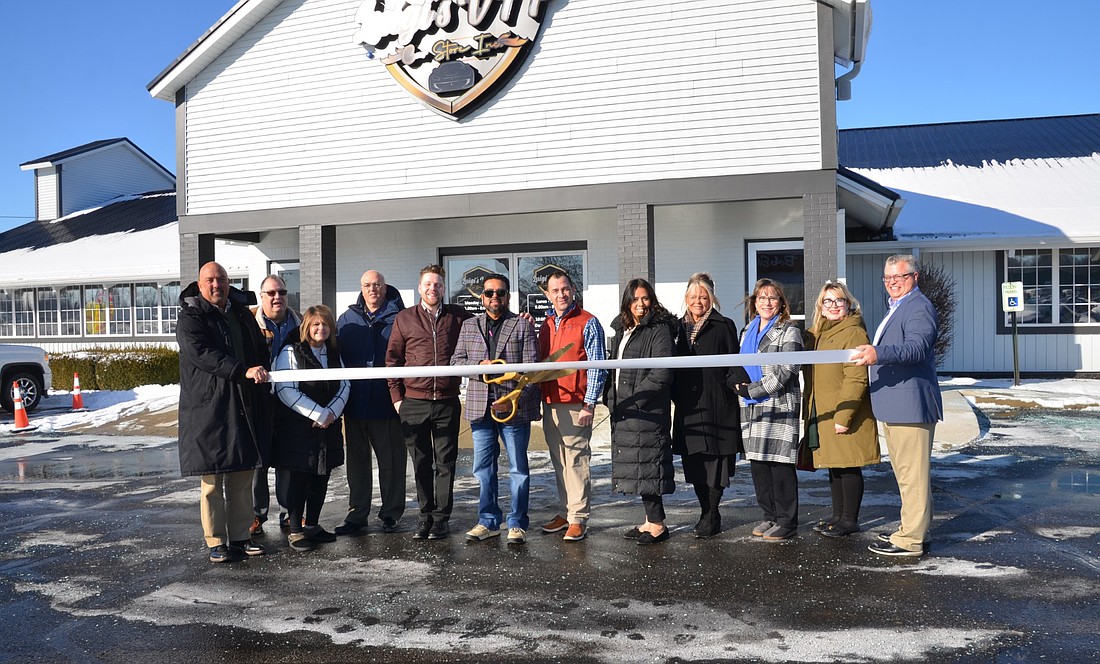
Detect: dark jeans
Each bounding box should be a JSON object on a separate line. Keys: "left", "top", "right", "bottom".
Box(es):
{"left": 400, "top": 397, "right": 461, "bottom": 523}
{"left": 749, "top": 459, "right": 799, "bottom": 528}
{"left": 284, "top": 470, "right": 331, "bottom": 534}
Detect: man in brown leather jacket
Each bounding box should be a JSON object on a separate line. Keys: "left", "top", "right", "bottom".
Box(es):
{"left": 385, "top": 264, "right": 472, "bottom": 540}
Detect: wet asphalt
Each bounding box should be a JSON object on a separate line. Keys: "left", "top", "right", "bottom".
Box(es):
{"left": 1, "top": 407, "right": 1098, "bottom": 663}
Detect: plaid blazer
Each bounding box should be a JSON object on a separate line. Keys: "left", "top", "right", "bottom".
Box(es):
{"left": 451, "top": 312, "right": 541, "bottom": 423}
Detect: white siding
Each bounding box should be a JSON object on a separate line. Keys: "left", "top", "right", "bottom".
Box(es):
{"left": 60, "top": 147, "right": 175, "bottom": 216}
{"left": 333, "top": 209, "right": 620, "bottom": 329}
{"left": 184, "top": 0, "right": 825, "bottom": 215}
{"left": 35, "top": 167, "right": 59, "bottom": 220}
{"left": 654, "top": 198, "right": 804, "bottom": 320}
{"left": 847, "top": 251, "right": 1100, "bottom": 374}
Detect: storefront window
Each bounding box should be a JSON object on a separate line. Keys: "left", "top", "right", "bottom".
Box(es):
{"left": 0, "top": 289, "right": 36, "bottom": 338}
{"left": 60, "top": 286, "right": 82, "bottom": 336}
{"left": 747, "top": 241, "right": 805, "bottom": 319}
{"left": 1007, "top": 247, "right": 1100, "bottom": 326}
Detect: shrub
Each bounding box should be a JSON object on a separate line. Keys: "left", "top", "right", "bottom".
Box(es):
{"left": 50, "top": 346, "right": 179, "bottom": 391}
{"left": 49, "top": 353, "right": 99, "bottom": 390}
{"left": 917, "top": 262, "right": 956, "bottom": 367}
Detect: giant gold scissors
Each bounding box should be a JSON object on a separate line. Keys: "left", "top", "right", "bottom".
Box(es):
{"left": 483, "top": 343, "right": 577, "bottom": 423}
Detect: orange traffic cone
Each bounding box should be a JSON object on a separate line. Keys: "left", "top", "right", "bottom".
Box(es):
{"left": 72, "top": 372, "right": 87, "bottom": 411}
{"left": 12, "top": 381, "right": 36, "bottom": 431}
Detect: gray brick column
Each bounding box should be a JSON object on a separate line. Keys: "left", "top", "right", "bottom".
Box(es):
{"left": 298, "top": 225, "right": 337, "bottom": 310}
{"left": 178, "top": 232, "right": 214, "bottom": 281}
{"left": 803, "top": 191, "right": 840, "bottom": 306}
{"left": 617, "top": 203, "right": 655, "bottom": 287}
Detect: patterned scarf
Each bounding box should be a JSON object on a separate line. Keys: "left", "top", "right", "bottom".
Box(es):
{"left": 685, "top": 307, "right": 713, "bottom": 346}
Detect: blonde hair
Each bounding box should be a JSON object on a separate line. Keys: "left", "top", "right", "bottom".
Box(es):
{"left": 809, "top": 280, "right": 863, "bottom": 333}
{"left": 683, "top": 272, "right": 721, "bottom": 312}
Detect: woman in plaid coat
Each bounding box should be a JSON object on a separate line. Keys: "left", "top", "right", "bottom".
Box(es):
{"left": 732, "top": 279, "right": 803, "bottom": 542}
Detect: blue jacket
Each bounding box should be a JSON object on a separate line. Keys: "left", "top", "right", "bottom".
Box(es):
{"left": 868, "top": 290, "right": 943, "bottom": 424}
{"left": 336, "top": 285, "right": 405, "bottom": 420}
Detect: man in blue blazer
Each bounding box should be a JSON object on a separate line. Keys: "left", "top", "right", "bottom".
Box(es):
{"left": 852, "top": 254, "right": 943, "bottom": 557}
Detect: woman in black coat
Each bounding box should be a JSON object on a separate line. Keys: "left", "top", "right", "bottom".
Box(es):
{"left": 272, "top": 305, "right": 350, "bottom": 552}
{"left": 672, "top": 273, "right": 744, "bottom": 538}
{"left": 606, "top": 278, "right": 677, "bottom": 545}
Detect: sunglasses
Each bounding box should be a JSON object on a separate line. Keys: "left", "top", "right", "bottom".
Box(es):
{"left": 262, "top": 289, "right": 288, "bottom": 297}
{"left": 482, "top": 288, "right": 508, "bottom": 298}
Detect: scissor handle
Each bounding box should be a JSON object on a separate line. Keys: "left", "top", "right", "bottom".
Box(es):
{"left": 490, "top": 392, "right": 520, "bottom": 423}
{"left": 483, "top": 359, "right": 520, "bottom": 385}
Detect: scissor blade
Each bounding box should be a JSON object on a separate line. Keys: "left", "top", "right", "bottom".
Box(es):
{"left": 543, "top": 343, "right": 574, "bottom": 363}
{"left": 520, "top": 368, "right": 578, "bottom": 384}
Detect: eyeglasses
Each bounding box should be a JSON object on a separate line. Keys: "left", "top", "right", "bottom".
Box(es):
{"left": 262, "top": 289, "right": 288, "bottom": 297}
{"left": 482, "top": 288, "right": 508, "bottom": 298}
{"left": 822, "top": 297, "right": 848, "bottom": 308}
{"left": 882, "top": 273, "right": 915, "bottom": 284}
{"left": 362, "top": 283, "right": 384, "bottom": 290}
{"left": 755, "top": 295, "right": 780, "bottom": 302}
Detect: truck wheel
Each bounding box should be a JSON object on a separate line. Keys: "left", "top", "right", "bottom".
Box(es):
{"left": 2, "top": 372, "right": 44, "bottom": 413}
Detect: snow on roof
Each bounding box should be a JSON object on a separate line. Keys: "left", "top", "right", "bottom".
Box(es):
{"left": 851, "top": 153, "right": 1100, "bottom": 242}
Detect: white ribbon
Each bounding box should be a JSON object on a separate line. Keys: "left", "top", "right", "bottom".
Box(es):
{"left": 268, "top": 349, "right": 856, "bottom": 383}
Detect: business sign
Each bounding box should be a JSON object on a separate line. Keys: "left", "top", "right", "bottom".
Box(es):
{"left": 353, "top": 0, "right": 548, "bottom": 118}
{"left": 1001, "top": 281, "right": 1025, "bottom": 313}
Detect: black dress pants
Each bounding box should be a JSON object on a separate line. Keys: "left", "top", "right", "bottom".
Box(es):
{"left": 284, "top": 470, "right": 331, "bottom": 533}
{"left": 400, "top": 397, "right": 461, "bottom": 523}
{"left": 749, "top": 459, "right": 798, "bottom": 528}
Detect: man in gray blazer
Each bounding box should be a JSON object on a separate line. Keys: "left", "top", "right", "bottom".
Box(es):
{"left": 852, "top": 254, "right": 943, "bottom": 557}
{"left": 451, "top": 274, "right": 541, "bottom": 545}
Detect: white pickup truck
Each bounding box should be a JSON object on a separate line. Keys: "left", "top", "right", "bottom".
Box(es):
{"left": 1, "top": 344, "right": 52, "bottom": 413}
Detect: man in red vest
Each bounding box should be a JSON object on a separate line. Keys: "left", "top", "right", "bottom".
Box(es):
{"left": 537, "top": 270, "right": 607, "bottom": 541}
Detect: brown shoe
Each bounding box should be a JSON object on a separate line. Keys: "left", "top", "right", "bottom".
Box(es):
{"left": 562, "top": 523, "right": 587, "bottom": 541}
{"left": 541, "top": 515, "right": 569, "bottom": 533}
{"left": 249, "top": 516, "right": 265, "bottom": 536}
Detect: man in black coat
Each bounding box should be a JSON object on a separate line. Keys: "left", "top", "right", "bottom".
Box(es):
{"left": 177, "top": 261, "right": 273, "bottom": 563}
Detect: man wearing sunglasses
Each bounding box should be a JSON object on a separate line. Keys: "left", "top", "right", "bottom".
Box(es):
{"left": 451, "top": 274, "right": 540, "bottom": 545}
{"left": 852, "top": 254, "right": 943, "bottom": 558}
{"left": 248, "top": 274, "right": 301, "bottom": 535}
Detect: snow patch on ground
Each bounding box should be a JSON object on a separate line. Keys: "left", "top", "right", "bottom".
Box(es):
{"left": 1033, "top": 526, "right": 1100, "bottom": 541}
{"left": 850, "top": 557, "right": 1027, "bottom": 578}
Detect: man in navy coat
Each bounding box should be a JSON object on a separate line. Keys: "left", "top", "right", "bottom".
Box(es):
{"left": 852, "top": 254, "right": 943, "bottom": 557}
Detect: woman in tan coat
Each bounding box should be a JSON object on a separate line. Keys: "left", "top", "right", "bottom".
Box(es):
{"left": 803, "top": 281, "right": 879, "bottom": 538}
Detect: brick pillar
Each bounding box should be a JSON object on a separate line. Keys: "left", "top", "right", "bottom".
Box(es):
{"left": 803, "top": 191, "right": 839, "bottom": 305}
{"left": 299, "top": 225, "right": 337, "bottom": 310}
{"left": 178, "top": 232, "right": 214, "bottom": 281}
{"left": 617, "top": 203, "right": 655, "bottom": 287}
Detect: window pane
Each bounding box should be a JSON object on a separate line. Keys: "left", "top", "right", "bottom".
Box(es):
{"left": 0, "top": 289, "right": 13, "bottom": 337}
{"left": 60, "top": 286, "right": 82, "bottom": 336}
{"left": 108, "top": 284, "right": 132, "bottom": 335}
{"left": 135, "top": 283, "right": 159, "bottom": 335}
{"left": 84, "top": 285, "right": 108, "bottom": 335}
{"left": 37, "top": 288, "right": 59, "bottom": 336}
{"left": 13, "top": 289, "right": 34, "bottom": 336}
{"left": 160, "top": 282, "right": 180, "bottom": 334}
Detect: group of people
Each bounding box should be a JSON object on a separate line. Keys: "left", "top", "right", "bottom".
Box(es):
{"left": 176, "top": 253, "right": 940, "bottom": 564}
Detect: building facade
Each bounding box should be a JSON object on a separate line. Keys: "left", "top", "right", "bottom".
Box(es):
{"left": 149, "top": 0, "right": 883, "bottom": 332}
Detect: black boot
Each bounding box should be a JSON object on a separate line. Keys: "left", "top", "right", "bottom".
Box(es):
{"left": 695, "top": 487, "right": 723, "bottom": 539}
{"left": 692, "top": 484, "right": 709, "bottom": 535}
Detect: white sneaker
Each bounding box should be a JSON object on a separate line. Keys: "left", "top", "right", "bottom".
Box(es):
{"left": 465, "top": 524, "right": 501, "bottom": 541}
{"left": 507, "top": 527, "right": 527, "bottom": 544}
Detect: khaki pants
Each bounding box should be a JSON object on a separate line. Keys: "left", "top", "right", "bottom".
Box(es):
{"left": 543, "top": 403, "right": 592, "bottom": 524}
{"left": 200, "top": 470, "right": 254, "bottom": 548}
{"left": 882, "top": 422, "right": 935, "bottom": 552}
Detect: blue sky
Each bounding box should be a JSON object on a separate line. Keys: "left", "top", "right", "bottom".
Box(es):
{"left": 1, "top": 1, "right": 1097, "bottom": 233}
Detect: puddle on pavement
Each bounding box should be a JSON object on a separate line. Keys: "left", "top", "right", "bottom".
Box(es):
{"left": 1052, "top": 469, "right": 1100, "bottom": 495}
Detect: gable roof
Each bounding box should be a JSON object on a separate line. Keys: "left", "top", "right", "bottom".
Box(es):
{"left": 839, "top": 113, "right": 1100, "bottom": 169}
{"left": 0, "top": 191, "right": 177, "bottom": 255}
{"left": 147, "top": 0, "right": 281, "bottom": 102}
{"left": 19, "top": 137, "right": 175, "bottom": 181}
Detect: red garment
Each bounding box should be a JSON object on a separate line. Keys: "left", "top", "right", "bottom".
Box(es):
{"left": 538, "top": 306, "right": 594, "bottom": 404}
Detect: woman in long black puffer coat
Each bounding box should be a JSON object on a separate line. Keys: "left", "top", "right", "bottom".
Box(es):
{"left": 672, "top": 273, "right": 744, "bottom": 539}
{"left": 606, "top": 278, "right": 678, "bottom": 545}
{"left": 272, "top": 304, "right": 349, "bottom": 552}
